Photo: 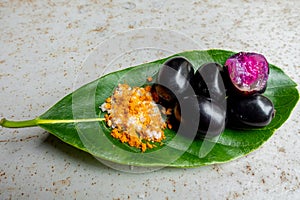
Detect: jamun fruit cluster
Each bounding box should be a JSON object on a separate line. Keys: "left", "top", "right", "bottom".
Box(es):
{"left": 153, "top": 52, "right": 275, "bottom": 138}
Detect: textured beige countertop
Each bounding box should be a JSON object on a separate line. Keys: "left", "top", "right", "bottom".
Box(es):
{"left": 0, "top": 1, "right": 300, "bottom": 199}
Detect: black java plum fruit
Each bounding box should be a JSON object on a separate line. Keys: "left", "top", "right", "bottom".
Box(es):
{"left": 224, "top": 52, "right": 269, "bottom": 96}
{"left": 154, "top": 57, "right": 195, "bottom": 106}
{"left": 174, "top": 95, "right": 226, "bottom": 138}
{"left": 191, "top": 62, "right": 227, "bottom": 103}
{"left": 227, "top": 94, "right": 275, "bottom": 127}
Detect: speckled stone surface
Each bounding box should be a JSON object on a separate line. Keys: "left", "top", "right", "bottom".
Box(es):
{"left": 0, "top": 1, "right": 300, "bottom": 199}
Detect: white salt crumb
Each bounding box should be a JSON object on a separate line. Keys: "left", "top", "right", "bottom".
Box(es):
{"left": 100, "top": 103, "right": 107, "bottom": 112}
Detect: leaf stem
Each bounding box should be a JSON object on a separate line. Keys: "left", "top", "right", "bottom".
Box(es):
{"left": 0, "top": 118, "right": 38, "bottom": 128}
{"left": 0, "top": 117, "right": 105, "bottom": 128}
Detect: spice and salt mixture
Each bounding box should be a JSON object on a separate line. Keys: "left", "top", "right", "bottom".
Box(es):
{"left": 100, "top": 83, "right": 167, "bottom": 152}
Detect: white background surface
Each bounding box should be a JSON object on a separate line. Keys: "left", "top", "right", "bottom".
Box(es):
{"left": 1, "top": 1, "right": 300, "bottom": 199}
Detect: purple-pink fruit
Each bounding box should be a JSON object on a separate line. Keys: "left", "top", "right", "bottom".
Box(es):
{"left": 225, "top": 52, "right": 269, "bottom": 95}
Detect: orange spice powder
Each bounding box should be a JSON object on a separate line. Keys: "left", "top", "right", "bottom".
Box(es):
{"left": 100, "top": 83, "right": 166, "bottom": 152}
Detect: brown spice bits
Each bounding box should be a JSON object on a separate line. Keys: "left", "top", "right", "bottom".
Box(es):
{"left": 147, "top": 76, "right": 153, "bottom": 82}
{"left": 100, "top": 84, "right": 166, "bottom": 152}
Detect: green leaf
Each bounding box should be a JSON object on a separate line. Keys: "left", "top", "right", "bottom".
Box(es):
{"left": 1, "top": 49, "right": 298, "bottom": 168}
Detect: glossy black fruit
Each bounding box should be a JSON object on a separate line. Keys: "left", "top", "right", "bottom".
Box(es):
{"left": 174, "top": 95, "right": 226, "bottom": 138}
{"left": 155, "top": 57, "right": 194, "bottom": 105}
{"left": 227, "top": 94, "right": 275, "bottom": 127}
{"left": 192, "top": 62, "right": 227, "bottom": 103}
{"left": 224, "top": 52, "right": 269, "bottom": 96}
